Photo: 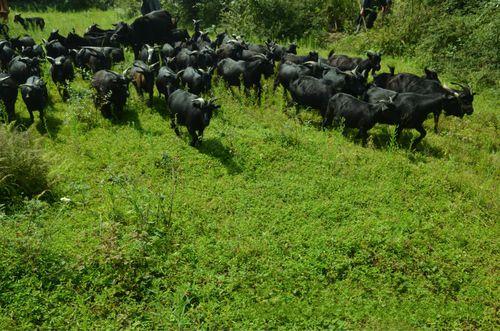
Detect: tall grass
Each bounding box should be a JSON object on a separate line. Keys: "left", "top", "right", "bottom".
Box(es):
{"left": 0, "top": 124, "right": 52, "bottom": 207}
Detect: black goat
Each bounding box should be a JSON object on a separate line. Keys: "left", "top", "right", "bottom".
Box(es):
{"left": 177, "top": 66, "right": 214, "bottom": 95}
{"left": 282, "top": 51, "right": 319, "bottom": 64}
{"left": 156, "top": 65, "right": 179, "bottom": 99}
{"left": 0, "top": 74, "right": 19, "bottom": 122}
{"left": 167, "top": 89, "right": 220, "bottom": 146}
{"left": 287, "top": 76, "right": 337, "bottom": 115}
{"left": 328, "top": 50, "right": 382, "bottom": 75}
{"left": 8, "top": 56, "right": 41, "bottom": 84}
{"left": 91, "top": 70, "right": 131, "bottom": 117}
{"left": 323, "top": 93, "right": 396, "bottom": 144}
{"left": 20, "top": 76, "right": 49, "bottom": 123}
{"left": 0, "top": 41, "right": 16, "bottom": 70}
{"left": 217, "top": 55, "right": 274, "bottom": 104}
{"left": 48, "top": 56, "right": 75, "bottom": 101}
{"left": 44, "top": 39, "right": 68, "bottom": 58}
{"left": 14, "top": 14, "right": 45, "bottom": 31}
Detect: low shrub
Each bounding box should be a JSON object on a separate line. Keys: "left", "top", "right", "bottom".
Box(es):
{"left": 0, "top": 124, "right": 52, "bottom": 207}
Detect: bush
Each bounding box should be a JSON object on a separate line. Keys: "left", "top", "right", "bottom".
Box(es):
{"left": 337, "top": 0, "right": 499, "bottom": 88}
{"left": 0, "top": 124, "right": 52, "bottom": 207}
{"left": 219, "top": 0, "right": 356, "bottom": 41}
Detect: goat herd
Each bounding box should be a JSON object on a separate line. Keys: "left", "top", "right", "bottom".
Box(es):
{"left": 0, "top": 10, "right": 475, "bottom": 147}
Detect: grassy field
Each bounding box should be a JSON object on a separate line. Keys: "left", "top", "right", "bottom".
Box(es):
{"left": 0, "top": 9, "right": 499, "bottom": 329}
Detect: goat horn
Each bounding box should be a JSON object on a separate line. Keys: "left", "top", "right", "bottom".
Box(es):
{"left": 176, "top": 70, "right": 185, "bottom": 78}
{"left": 444, "top": 85, "right": 460, "bottom": 97}
{"left": 251, "top": 54, "right": 267, "bottom": 60}
{"left": 122, "top": 67, "right": 131, "bottom": 76}
{"left": 451, "top": 82, "right": 470, "bottom": 91}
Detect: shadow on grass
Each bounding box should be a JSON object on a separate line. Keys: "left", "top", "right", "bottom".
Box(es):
{"left": 111, "top": 106, "right": 144, "bottom": 132}
{"left": 370, "top": 127, "right": 444, "bottom": 159}
{"left": 152, "top": 95, "right": 169, "bottom": 120}
{"left": 13, "top": 111, "right": 64, "bottom": 138}
{"left": 36, "top": 115, "right": 64, "bottom": 138}
{"left": 198, "top": 138, "right": 243, "bottom": 175}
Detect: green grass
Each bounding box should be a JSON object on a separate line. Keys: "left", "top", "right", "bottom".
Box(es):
{"left": 0, "top": 9, "right": 499, "bottom": 329}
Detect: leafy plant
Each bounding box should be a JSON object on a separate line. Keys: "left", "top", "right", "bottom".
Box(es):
{"left": 0, "top": 124, "right": 52, "bottom": 207}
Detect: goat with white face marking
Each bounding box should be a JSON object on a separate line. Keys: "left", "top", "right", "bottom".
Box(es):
{"left": 21, "top": 44, "right": 45, "bottom": 59}
{"left": 167, "top": 89, "right": 220, "bottom": 146}
{"left": 138, "top": 44, "right": 160, "bottom": 66}
{"left": 10, "top": 36, "right": 36, "bottom": 52}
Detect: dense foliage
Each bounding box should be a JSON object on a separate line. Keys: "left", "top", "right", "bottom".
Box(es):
{"left": 338, "top": 0, "right": 499, "bottom": 88}
{"left": 12, "top": 0, "right": 497, "bottom": 87}
{"left": 217, "top": 0, "right": 356, "bottom": 40}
